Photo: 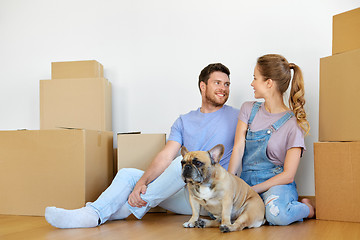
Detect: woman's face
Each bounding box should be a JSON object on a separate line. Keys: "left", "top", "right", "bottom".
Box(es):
{"left": 251, "top": 65, "right": 269, "bottom": 99}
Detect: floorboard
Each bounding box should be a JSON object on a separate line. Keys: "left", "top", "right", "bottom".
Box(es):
{"left": 1, "top": 213, "right": 360, "bottom": 240}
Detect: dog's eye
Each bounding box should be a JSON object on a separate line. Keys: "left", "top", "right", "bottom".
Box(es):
{"left": 192, "top": 159, "right": 204, "bottom": 167}
{"left": 181, "top": 160, "right": 186, "bottom": 166}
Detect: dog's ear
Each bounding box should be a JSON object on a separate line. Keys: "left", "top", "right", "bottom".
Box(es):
{"left": 181, "top": 146, "right": 189, "bottom": 157}
{"left": 208, "top": 144, "right": 224, "bottom": 164}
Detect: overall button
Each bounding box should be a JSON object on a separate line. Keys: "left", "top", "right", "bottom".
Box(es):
{"left": 267, "top": 130, "right": 271, "bottom": 134}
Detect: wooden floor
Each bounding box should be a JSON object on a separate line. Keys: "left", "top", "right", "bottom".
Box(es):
{"left": 1, "top": 213, "right": 360, "bottom": 240}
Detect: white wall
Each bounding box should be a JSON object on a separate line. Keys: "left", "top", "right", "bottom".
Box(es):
{"left": 0, "top": 0, "right": 359, "bottom": 195}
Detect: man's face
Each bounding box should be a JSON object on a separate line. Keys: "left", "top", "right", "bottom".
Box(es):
{"left": 201, "top": 71, "right": 230, "bottom": 107}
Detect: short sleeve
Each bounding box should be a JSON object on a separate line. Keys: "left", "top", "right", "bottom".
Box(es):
{"left": 168, "top": 117, "right": 183, "bottom": 146}
{"left": 238, "top": 101, "right": 255, "bottom": 125}
{"left": 286, "top": 124, "right": 306, "bottom": 155}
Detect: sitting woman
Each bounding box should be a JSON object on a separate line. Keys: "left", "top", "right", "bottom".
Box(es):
{"left": 228, "top": 54, "right": 315, "bottom": 225}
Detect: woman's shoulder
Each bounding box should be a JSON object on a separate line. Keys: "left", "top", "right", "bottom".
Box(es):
{"left": 283, "top": 113, "right": 305, "bottom": 135}
{"left": 240, "top": 101, "right": 258, "bottom": 111}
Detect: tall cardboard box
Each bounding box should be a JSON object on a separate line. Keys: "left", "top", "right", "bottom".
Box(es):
{"left": 40, "top": 78, "right": 112, "bottom": 131}
{"left": 333, "top": 8, "right": 360, "bottom": 55}
{"left": 117, "top": 133, "right": 166, "bottom": 171}
{"left": 314, "top": 142, "right": 360, "bottom": 222}
{"left": 52, "top": 60, "right": 104, "bottom": 79}
{"left": 319, "top": 48, "right": 360, "bottom": 141}
{"left": 117, "top": 133, "right": 166, "bottom": 213}
{"left": 0, "top": 129, "right": 113, "bottom": 216}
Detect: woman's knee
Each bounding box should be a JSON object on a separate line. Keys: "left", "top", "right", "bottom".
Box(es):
{"left": 265, "top": 200, "right": 295, "bottom": 226}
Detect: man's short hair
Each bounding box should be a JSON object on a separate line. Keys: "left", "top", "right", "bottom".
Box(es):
{"left": 198, "top": 63, "right": 230, "bottom": 92}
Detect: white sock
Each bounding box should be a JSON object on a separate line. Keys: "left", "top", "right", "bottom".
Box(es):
{"left": 109, "top": 204, "right": 131, "bottom": 221}
{"left": 45, "top": 206, "right": 99, "bottom": 229}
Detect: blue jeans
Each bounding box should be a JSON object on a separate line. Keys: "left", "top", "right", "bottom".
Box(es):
{"left": 261, "top": 182, "right": 309, "bottom": 226}
{"left": 89, "top": 156, "right": 199, "bottom": 224}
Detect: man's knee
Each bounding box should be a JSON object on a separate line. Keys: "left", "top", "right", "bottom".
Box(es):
{"left": 114, "top": 168, "right": 143, "bottom": 186}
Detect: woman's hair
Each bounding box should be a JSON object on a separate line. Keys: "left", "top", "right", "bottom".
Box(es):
{"left": 257, "top": 54, "right": 310, "bottom": 135}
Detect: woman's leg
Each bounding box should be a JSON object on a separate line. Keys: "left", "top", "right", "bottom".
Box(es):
{"left": 261, "top": 183, "right": 310, "bottom": 226}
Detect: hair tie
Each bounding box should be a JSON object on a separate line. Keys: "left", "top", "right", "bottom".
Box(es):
{"left": 289, "top": 63, "right": 295, "bottom": 69}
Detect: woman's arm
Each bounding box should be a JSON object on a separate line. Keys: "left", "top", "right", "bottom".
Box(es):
{"left": 251, "top": 147, "right": 302, "bottom": 194}
{"left": 227, "top": 120, "right": 248, "bottom": 175}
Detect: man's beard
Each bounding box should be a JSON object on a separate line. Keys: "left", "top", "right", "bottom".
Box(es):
{"left": 205, "top": 90, "right": 228, "bottom": 107}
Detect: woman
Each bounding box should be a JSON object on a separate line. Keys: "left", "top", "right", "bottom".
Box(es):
{"left": 228, "top": 54, "right": 315, "bottom": 226}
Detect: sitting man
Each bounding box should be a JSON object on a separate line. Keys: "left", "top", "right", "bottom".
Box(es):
{"left": 45, "top": 63, "right": 240, "bottom": 228}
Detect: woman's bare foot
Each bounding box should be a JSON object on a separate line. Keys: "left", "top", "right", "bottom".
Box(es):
{"left": 301, "top": 198, "right": 315, "bottom": 218}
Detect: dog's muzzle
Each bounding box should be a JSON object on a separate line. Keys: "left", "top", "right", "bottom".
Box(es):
{"left": 182, "top": 164, "right": 193, "bottom": 179}
{"left": 182, "top": 164, "right": 203, "bottom": 183}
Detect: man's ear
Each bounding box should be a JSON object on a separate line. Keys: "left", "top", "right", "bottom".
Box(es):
{"left": 181, "top": 146, "right": 189, "bottom": 157}
{"left": 200, "top": 81, "right": 206, "bottom": 93}
{"left": 208, "top": 144, "right": 224, "bottom": 164}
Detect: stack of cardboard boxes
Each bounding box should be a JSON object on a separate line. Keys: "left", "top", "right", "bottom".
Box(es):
{"left": 315, "top": 8, "right": 360, "bottom": 222}
{"left": 0, "top": 60, "right": 114, "bottom": 216}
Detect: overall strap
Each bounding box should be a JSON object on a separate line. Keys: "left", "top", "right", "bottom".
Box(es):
{"left": 271, "top": 111, "right": 294, "bottom": 131}
{"left": 248, "top": 102, "right": 262, "bottom": 126}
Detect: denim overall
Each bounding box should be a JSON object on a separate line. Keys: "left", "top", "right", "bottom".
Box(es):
{"left": 240, "top": 102, "right": 309, "bottom": 226}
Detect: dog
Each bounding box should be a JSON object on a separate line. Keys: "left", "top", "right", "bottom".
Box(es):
{"left": 181, "top": 144, "right": 265, "bottom": 232}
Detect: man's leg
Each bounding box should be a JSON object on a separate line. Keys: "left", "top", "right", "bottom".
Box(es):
{"left": 45, "top": 168, "right": 143, "bottom": 228}
{"left": 127, "top": 156, "right": 187, "bottom": 219}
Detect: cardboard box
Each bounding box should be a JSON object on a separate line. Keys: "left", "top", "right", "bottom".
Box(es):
{"left": 40, "top": 78, "right": 112, "bottom": 131}
{"left": 0, "top": 129, "right": 114, "bottom": 216}
{"left": 314, "top": 142, "right": 360, "bottom": 222}
{"left": 52, "top": 60, "right": 104, "bottom": 79}
{"left": 319, "top": 48, "right": 360, "bottom": 141}
{"left": 333, "top": 8, "right": 360, "bottom": 55}
{"left": 117, "top": 133, "right": 166, "bottom": 171}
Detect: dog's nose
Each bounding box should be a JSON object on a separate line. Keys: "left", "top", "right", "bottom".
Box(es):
{"left": 184, "top": 164, "right": 192, "bottom": 170}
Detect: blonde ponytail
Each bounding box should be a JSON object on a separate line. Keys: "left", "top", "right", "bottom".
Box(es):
{"left": 289, "top": 63, "right": 310, "bottom": 136}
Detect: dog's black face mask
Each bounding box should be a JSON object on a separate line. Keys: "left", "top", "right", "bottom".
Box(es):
{"left": 181, "top": 158, "right": 205, "bottom": 183}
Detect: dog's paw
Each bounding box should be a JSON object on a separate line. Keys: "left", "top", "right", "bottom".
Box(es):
{"left": 195, "top": 219, "right": 206, "bottom": 228}
{"left": 219, "top": 224, "right": 230, "bottom": 233}
{"left": 183, "top": 221, "right": 196, "bottom": 228}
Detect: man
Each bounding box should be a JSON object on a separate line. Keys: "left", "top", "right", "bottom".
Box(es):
{"left": 45, "top": 63, "right": 240, "bottom": 228}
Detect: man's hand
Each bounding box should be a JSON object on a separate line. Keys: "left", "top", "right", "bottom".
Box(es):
{"left": 128, "top": 183, "right": 148, "bottom": 208}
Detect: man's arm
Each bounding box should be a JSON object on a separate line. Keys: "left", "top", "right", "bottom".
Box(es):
{"left": 127, "top": 140, "right": 181, "bottom": 207}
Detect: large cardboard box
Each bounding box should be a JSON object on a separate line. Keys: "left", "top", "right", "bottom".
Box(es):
{"left": 40, "top": 78, "right": 112, "bottom": 131}
{"left": 314, "top": 142, "right": 360, "bottom": 222}
{"left": 0, "top": 129, "right": 114, "bottom": 216}
{"left": 333, "top": 8, "right": 360, "bottom": 55}
{"left": 117, "top": 133, "right": 166, "bottom": 171}
{"left": 52, "top": 60, "right": 104, "bottom": 79}
{"left": 319, "top": 48, "right": 360, "bottom": 141}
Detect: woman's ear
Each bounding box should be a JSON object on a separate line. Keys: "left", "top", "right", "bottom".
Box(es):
{"left": 266, "top": 78, "right": 274, "bottom": 88}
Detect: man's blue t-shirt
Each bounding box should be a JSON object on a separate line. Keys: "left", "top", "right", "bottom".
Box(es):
{"left": 168, "top": 105, "right": 240, "bottom": 170}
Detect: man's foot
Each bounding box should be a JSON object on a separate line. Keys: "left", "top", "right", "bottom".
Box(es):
{"left": 45, "top": 205, "right": 99, "bottom": 228}
{"left": 301, "top": 198, "right": 315, "bottom": 218}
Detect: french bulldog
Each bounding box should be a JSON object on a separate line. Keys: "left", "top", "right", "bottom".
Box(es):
{"left": 181, "top": 144, "right": 265, "bottom": 232}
